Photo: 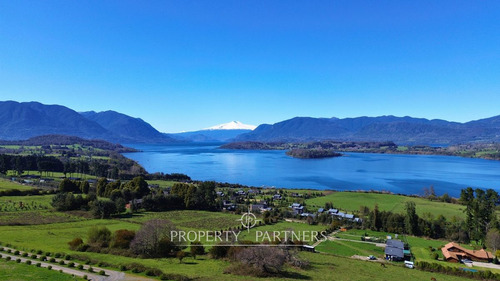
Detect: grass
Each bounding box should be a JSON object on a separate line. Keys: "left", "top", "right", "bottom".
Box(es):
{"left": 0, "top": 178, "right": 34, "bottom": 191}
{"left": 0, "top": 195, "right": 54, "bottom": 211}
{"left": 0, "top": 210, "right": 85, "bottom": 226}
{"left": 0, "top": 258, "right": 83, "bottom": 281}
{"left": 306, "top": 191, "right": 465, "bottom": 219}
{"left": 316, "top": 240, "right": 385, "bottom": 257}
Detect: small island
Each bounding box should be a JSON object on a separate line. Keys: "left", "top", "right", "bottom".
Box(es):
{"left": 286, "top": 148, "right": 342, "bottom": 159}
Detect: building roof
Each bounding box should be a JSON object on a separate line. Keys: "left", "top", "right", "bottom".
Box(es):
{"left": 441, "top": 242, "right": 492, "bottom": 261}
{"left": 385, "top": 246, "right": 404, "bottom": 258}
{"left": 386, "top": 239, "right": 404, "bottom": 249}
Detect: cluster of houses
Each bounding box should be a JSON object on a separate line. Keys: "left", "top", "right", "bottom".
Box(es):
{"left": 317, "top": 207, "right": 362, "bottom": 223}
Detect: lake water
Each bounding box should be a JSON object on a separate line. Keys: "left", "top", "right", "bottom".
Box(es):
{"left": 124, "top": 143, "right": 500, "bottom": 197}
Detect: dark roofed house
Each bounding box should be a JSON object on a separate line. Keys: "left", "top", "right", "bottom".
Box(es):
{"left": 385, "top": 239, "right": 405, "bottom": 261}
{"left": 328, "top": 208, "right": 338, "bottom": 214}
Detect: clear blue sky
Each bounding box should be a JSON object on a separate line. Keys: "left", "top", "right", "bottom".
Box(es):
{"left": 1, "top": 1, "right": 499, "bottom": 132}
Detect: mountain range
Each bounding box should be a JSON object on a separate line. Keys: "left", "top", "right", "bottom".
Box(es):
{"left": 0, "top": 101, "right": 175, "bottom": 143}
{"left": 1, "top": 100, "right": 499, "bottom": 145}
{"left": 235, "top": 116, "right": 500, "bottom": 145}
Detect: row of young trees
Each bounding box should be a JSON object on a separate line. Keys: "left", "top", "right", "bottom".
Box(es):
{"left": 0, "top": 154, "right": 64, "bottom": 176}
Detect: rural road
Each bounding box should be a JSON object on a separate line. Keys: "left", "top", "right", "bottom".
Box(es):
{"left": 1, "top": 247, "right": 126, "bottom": 281}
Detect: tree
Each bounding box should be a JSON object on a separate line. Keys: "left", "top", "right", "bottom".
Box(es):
{"left": 80, "top": 181, "right": 90, "bottom": 194}
{"left": 90, "top": 199, "right": 117, "bottom": 219}
{"left": 486, "top": 229, "right": 500, "bottom": 253}
{"left": 405, "top": 201, "right": 419, "bottom": 235}
{"left": 96, "top": 177, "right": 108, "bottom": 197}
{"left": 68, "top": 238, "right": 84, "bottom": 251}
{"left": 124, "top": 176, "right": 149, "bottom": 198}
{"left": 235, "top": 247, "right": 286, "bottom": 275}
{"left": 190, "top": 241, "right": 205, "bottom": 259}
{"left": 130, "top": 219, "right": 181, "bottom": 258}
{"left": 59, "top": 179, "right": 80, "bottom": 193}
{"left": 177, "top": 251, "right": 186, "bottom": 263}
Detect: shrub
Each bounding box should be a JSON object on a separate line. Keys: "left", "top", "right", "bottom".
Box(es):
{"left": 26, "top": 260, "right": 31, "bottom": 265}
{"left": 5, "top": 256, "right": 11, "bottom": 261}
{"left": 16, "top": 258, "right": 21, "bottom": 263}
{"left": 77, "top": 264, "right": 84, "bottom": 270}
{"left": 431, "top": 252, "right": 439, "bottom": 260}
{"left": 36, "top": 262, "right": 41, "bottom": 267}
{"left": 7, "top": 249, "right": 11, "bottom": 253}
{"left": 209, "top": 244, "right": 230, "bottom": 259}
{"left": 21, "top": 252, "right": 28, "bottom": 257}
{"left": 54, "top": 253, "right": 62, "bottom": 258}
{"left": 47, "top": 265, "right": 52, "bottom": 270}
{"left": 111, "top": 229, "right": 135, "bottom": 249}
{"left": 99, "top": 270, "right": 106, "bottom": 276}
{"left": 64, "top": 254, "right": 71, "bottom": 260}
{"left": 68, "top": 238, "right": 84, "bottom": 251}
{"left": 30, "top": 254, "right": 37, "bottom": 258}
{"left": 119, "top": 264, "right": 127, "bottom": 271}
{"left": 59, "top": 269, "right": 63, "bottom": 273}
{"left": 49, "top": 257, "right": 56, "bottom": 263}
{"left": 68, "top": 262, "right": 75, "bottom": 268}
{"left": 59, "top": 260, "right": 65, "bottom": 265}
{"left": 40, "top": 255, "right": 47, "bottom": 261}
{"left": 0, "top": 247, "right": 3, "bottom": 251}
{"left": 14, "top": 250, "right": 19, "bottom": 255}
{"left": 88, "top": 226, "right": 112, "bottom": 248}
{"left": 83, "top": 275, "right": 88, "bottom": 280}
{"left": 88, "top": 266, "right": 94, "bottom": 273}
{"left": 36, "top": 250, "right": 43, "bottom": 254}
{"left": 45, "top": 252, "right": 52, "bottom": 256}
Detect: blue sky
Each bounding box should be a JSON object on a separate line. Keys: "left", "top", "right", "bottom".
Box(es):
{"left": 1, "top": 1, "right": 499, "bottom": 132}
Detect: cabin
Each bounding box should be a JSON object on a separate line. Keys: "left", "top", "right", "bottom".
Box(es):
{"left": 441, "top": 242, "right": 493, "bottom": 263}
{"left": 273, "top": 194, "right": 282, "bottom": 200}
{"left": 317, "top": 208, "right": 324, "bottom": 213}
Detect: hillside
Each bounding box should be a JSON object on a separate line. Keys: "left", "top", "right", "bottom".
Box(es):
{"left": 0, "top": 101, "right": 176, "bottom": 144}
{"left": 80, "top": 110, "right": 174, "bottom": 143}
{"left": 235, "top": 115, "right": 500, "bottom": 145}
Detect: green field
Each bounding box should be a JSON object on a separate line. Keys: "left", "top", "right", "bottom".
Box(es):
{"left": 0, "top": 195, "right": 54, "bottom": 209}
{"left": 0, "top": 258, "right": 82, "bottom": 281}
{"left": 316, "top": 240, "right": 385, "bottom": 257}
{"left": 121, "top": 210, "right": 243, "bottom": 230}
{"left": 0, "top": 178, "right": 34, "bottom": 191}
{"left": 306, "top": 192, "right": 465, "bottom": 219}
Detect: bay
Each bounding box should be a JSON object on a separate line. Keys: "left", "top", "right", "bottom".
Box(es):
{"left": 124, "top": 143, "right": 500, "bottom": 197}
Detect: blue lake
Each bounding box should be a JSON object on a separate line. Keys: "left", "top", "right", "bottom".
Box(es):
{"left": 124, "top": 143, "right": 500, "bottom": 197}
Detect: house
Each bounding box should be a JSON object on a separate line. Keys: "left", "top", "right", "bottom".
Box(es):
{"left": 236, "top": 190, "right": 246, "bottom": 196}
{"left": 148, "top": 184, "right": 160, "bottom": 189}
{"left": 327, "top": 208, "right": 338, "bottom": 214}
{"left": 273, "top": 194, "right": 282, "bottom": 200}
{"left": 385, "top": 239, "right": 405, "bottom": 261}
{"left": 290, "top": 203, "right": 304, "bottom": 215}
{"left": 216, "top": 191, "right": 225, "bottom": 197}
{"left": 441, "top": 242, "right": 493, "bottom": 263}
{"left": 344, "top": 214, "right": 355, "bottom": 220}
{"left": 317, "top": 208, "right": 324, "bottom": 213}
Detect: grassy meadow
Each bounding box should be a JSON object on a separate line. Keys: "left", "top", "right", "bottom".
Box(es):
{"left": 0, "top": 258, "right": 83, "bottom": 281}
{"left": 306, "top": 191, "right": 465, "bottom": 219}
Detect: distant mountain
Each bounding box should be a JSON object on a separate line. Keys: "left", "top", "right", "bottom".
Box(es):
{"left": 204, "top": 121, "right": 257, "bottom": 130}
{"left": 169, "top": 121, "right": 256, "bottom": 142}
{"left": 81, "top": 110, "right": 174, "bottom": 143}
{"left": 234, "top": 115, "right": 500, "bottom": 145}
{"left": 0, "top": 101, "right": 109, "bottom": 141}
{"left": 0, "top": 101, "right": 176, "bottom": 144}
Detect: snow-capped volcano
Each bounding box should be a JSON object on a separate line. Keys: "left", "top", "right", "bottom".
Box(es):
{"left": 204, "top": 121, "right": 257, "bottom": 131}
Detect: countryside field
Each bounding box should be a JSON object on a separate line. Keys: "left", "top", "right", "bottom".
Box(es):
{"left": 0, "top": 258, "right": 83, "bottom": 281}
{"left": 306, "top": 191, "right": 465, "bottom": 219}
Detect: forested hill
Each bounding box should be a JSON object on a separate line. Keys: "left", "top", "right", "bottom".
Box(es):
{"left": 234, "top": 115, "right": 500, "bottom": 145}
{"left": 0, "top": 135, "right": 137, "bottom": 153}
{"left": 0, "top": 101, "right": 176, "bottom": 144}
